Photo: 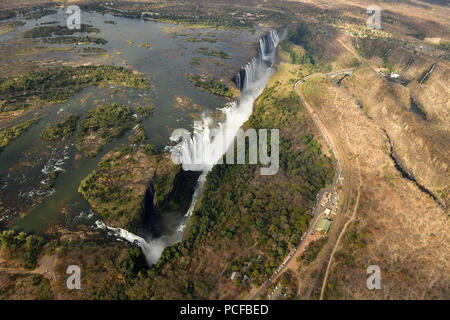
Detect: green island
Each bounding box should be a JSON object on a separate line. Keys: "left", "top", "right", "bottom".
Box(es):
{"left": 78, "top": 145, "right": 180, "bottom": 233}
{"left": 135, "top": 105, "right": 154, "bottom": 118}
{"left": 23, "top": 24, "right": 100, "bottom": 38}
{"left": 43, "top": 36, "right": 108, "bottom": 45}
{"left": 0, "top": 65, "right": 149, "bottom": 113}
{"left": 40, "top": 114, "right": 79, "bottom": 141}
{"left": 23, "top": 22, "right": 107, "bottom": 45}
{"left": 80, "top": 47, "right": 108, "bottom": 57}
{"left": 81, "top": 3, "right": 255, "bottom": 30}
{"left": 188, "top": 74, "right": 233, "bottom": 98}
{"left": 138, "top": 41, "right": 151, "bottom": 48}
{"left": 196, "top": 48, "right": 230, "bottom": 59}
{"left": 75, "top": 104, "right": 136, "bottom": 158}
{"left": 129, "top": 124, "right": 147, "bottom": 144}
{"left": 0, "top": 21, "right": 25, "bottom": 35}
{"left": 24, "top": 8, "right": 57, "bottom": 20}
{"left": 0, "top": 118, "right": 39, "bottom": 151}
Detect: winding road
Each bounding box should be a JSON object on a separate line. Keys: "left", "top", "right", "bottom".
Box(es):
{"left": 246, "top": 68, "right": 354, "bottom": 299}
{"left": 246, "top": 67, "right": 358, "bottom": 300}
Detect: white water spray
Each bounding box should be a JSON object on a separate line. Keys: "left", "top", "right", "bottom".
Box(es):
{"left": 95, "top": 220, "right": 166, "bottom": 265}
{"left": 170, "top": 30, "right": 280, "bottom": 172}
{"left": 96, "top": 30, "right": 280, "bottom": 265}
{"left": 171, "top": 29, "right": 280, "bottom": 235}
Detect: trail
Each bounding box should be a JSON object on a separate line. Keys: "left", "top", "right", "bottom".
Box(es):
{"left": 0, "top": 254, "right": 59, "bottom": 299}
{"left": 319, "top": 169, "right": 361, "bottom": 299}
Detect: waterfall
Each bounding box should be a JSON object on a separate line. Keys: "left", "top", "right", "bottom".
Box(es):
{"left": 260, "top": 30, "right": 280, "bottom": 62}
{"left": 170, "top": 29, "right": 280, "bottom": 233}
{"left": 171, "top": 30, "right": 280, "bottom": 171}
{"left": 234, "top": 30, "right": 280, "bottom": 91}
{"left": 96, "top": 30, "right": 280, "bottom": 266}
{"left": 95, "top": 220, "right": 166, "bottom": 265}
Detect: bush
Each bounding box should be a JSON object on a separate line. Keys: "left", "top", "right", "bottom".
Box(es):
{"left": 40, "top": 115, "right": 79, "bottom": 141}
{"left": 0, "top": 230, "right": 44, "bottom": 269}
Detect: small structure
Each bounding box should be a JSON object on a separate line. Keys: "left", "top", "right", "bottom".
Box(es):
{"left": 230, "top": 272, "right": 238, "bottom": 280}
{"left": 324, "top": 208, "right": 331, "bottom": 216}
{"left": 316, "top": 218, "right": 332, "bottom": 233}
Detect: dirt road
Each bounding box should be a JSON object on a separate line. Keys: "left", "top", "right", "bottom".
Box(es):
{"left": 0, "top": 254, "right": 59, "bottom": 299}
{"left": 294, "top": 72, "right": 360, "bottom": 299}
{"left": 245, "top": 69, "right": 357, "bottom": 300}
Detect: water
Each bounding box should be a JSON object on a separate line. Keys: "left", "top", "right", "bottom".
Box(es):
{"left": 0, "top": 9, "right": 257, "bottom": 232}
{"left": 96, "top": 29, "right": 281, "bottom": 265}
{"left": 169, "top": 30, "right": 280, "bottom": 241}
{"left": 0, "top": 8, "right": 278, "bottom": 266}
{"left": 170, "top": 30, "right": 280, "bottom": 172}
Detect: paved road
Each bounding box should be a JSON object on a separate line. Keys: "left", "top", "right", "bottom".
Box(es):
{"left": 246, "top": 69, "right": 354, "bottom": 300}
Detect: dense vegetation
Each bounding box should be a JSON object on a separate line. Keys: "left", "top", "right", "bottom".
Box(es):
{"left": 324, "top": 223, "right": 372, "bottom": 299}
{"left": 40, "top": 114, "right": 79, "bottom": 141}
{"left": 24, "top": 8, "right": 57, "bottom": 20}
{"left": 22, "top": 22, "right": 107, "bottom": 45}
{"left": 43, "top": 36, "right": 108, "bottom": 45}
{"left": 196, "top": 48, "right": 230, "bottom": 59}
{"left": 0, "top": 65, "right": 149, "bottom": 112}
{"left": 75, "top": 104, "right": 135, "bottom": 158}
{"left": 53, "top": 239, "right": 152, "bottom": 299}
{"left": 0, "top": 230, "right": 44, "bottom": 269}
{"left": 280, "top": 41, "right": 312, "bottom": 65}
{"left": 0, "top": 118, "right": 38, "bottom": 151}
{"left": 23, "top": 24, "right": 100, "bottom": 38}
{"left": 135, "top": 105, "right": 154, "bottom": 118}
{"left": 281, "top": 27, "right": 331, "bottom": 76}
{"left": 81, "top": 47, "right": 108, "bottom": 56}
{"left": 129, "top": 125, "right": 147, "bottom": 144}
{"left": 188, "top": 75, "right": 232, "bottom": 98}
{"left": 287, "top": 24, "right": 311, "bottom": 49}
{"left": 78, "top": 145, "right": 180, "bottom": 233}
{"left": 81, "top": 2, "right": 288, "bottom": 31}
{"left": 82, "top": 3, "right": 253, "bottom": 30}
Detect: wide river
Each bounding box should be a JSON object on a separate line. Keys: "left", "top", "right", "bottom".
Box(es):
{"left": 0, "top": 8, "right": 260, "bottom": 235}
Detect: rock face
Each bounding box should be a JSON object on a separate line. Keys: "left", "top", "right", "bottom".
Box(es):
{"left": 342, "top": 60, "right": 449, "bottom": 209}
{"left": 78, "top": 146, "right": 180, "bottom": 233}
